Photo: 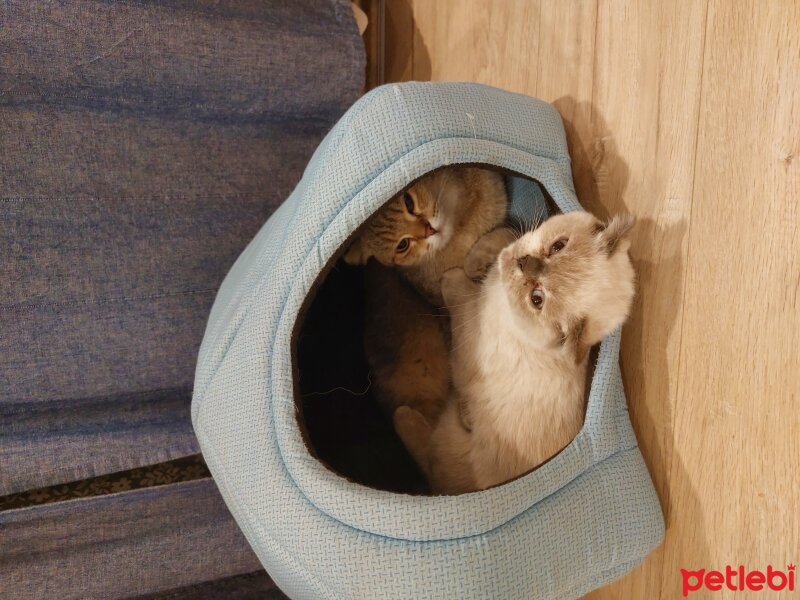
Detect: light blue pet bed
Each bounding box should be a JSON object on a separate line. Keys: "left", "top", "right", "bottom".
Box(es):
{"left": 192, "top": 82, "right": 664, "bottom": 599}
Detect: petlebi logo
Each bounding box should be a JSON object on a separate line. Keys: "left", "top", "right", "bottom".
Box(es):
{"left": 681, "top": 564, "right": 796, "bottom": 596}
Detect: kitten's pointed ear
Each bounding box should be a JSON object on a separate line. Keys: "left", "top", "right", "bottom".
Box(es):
{"left": 342, "top": 238, "right": 371, "bottom": 265}
{"left": 598, "top": 213, "right": 635, "bottom": 255}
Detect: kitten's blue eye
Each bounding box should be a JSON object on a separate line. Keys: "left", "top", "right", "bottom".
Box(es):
{"left": 531, "top": 287, "right": 544, "bottom": 309}
{"left": 549, "top": 238, "right": 567, "bottom": 255}
{"left": 396, "top": 238, "right": 410, "bottom": 253}
{"left": 403, "top": 192, "right": 414, "bottom": 214}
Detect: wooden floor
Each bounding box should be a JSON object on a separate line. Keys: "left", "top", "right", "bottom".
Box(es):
{"left": 384, "top": 1, "right": 799, "bottom": 598}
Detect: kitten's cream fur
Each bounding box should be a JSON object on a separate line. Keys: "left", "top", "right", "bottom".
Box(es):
{"left": 395, "top": 212, "right": 636, "bottom": 494}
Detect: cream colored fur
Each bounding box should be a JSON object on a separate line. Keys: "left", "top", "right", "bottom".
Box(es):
{"left": 395, "top": 212, "right": 636, "bottom": 494}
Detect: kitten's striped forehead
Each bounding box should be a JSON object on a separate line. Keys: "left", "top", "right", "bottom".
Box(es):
{"left": 366, "top": 198, "right": 404, "bottom": 235}
{"left": 356, "top": 197, "right": 406, "bottom": 255}
{"left": 354, "top": 168, "right": 469, "bottom": 262}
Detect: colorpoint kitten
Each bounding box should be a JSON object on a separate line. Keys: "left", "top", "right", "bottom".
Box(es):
{"left": 344, "top": 167, "right": 510, "bottom": 429}
{"left": 395, "top": 212, "right": 636, "bottom": 494}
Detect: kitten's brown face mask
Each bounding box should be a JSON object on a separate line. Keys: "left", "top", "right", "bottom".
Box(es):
{"left": 343, "top": 170, "right": 464, "bottom": 267}
{"left": 498, "top": 212, "right": 636, "bottom": 354}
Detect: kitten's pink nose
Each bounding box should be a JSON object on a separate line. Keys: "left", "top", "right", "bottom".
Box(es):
{"left": 424, "top": 223, "right": 437, "bottom": 238}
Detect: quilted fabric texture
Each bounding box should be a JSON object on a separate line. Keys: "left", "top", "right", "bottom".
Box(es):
{"left": 192, "top": 82, "right": 664, "bottom": 599}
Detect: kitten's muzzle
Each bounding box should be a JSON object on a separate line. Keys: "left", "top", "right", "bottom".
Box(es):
{"left": 423, "top": 222, "right": 437, "bottom": 238}
{"left": 517, "top": 255, "right": 544, "bottom": 278}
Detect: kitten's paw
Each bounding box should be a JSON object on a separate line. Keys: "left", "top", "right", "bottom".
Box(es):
{"left": 394, "top": 406, "right": 433, "bottom": 471}
{"left": 464, "top": 228, "right": 517, "bottom": 280}
{"left": 440, "top": 268, "right": 470, "bottom": 307}
{"left": 394, "top": 406, "right": 431, "bottom": 434}
{"left": 463, "top": 250, "right": 492, "bottom": 281}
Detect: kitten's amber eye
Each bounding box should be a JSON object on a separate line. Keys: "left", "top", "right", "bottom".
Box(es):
{"left": 403, "top": 192, "right": 414, "bottom": 214}
{"left": 549, "top": 238, "right": 567, "bottom": 255}
{"left": 396, "top": 238, "right": 410, "bottom": 253}
{"left": 531, "top": 287, "right": 544, "bottom": 309}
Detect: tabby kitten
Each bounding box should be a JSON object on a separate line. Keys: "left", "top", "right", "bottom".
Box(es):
{"left": 344, "top": 166, "right": 509, "bottom": 431}
{"left": 344, "top": 166, "right": 508, "bottom": 305}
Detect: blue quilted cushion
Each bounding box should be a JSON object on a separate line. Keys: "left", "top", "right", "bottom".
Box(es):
{"left": 192, "top": 82, "right": 664, "bottom": 600}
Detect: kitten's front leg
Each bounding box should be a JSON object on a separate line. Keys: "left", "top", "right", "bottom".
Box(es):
{"left": 463, "top": 227, "right": 517, "bottom": 280}
{"left": 441, "top": 268, "right": 480, "bottom": 436}
{"left": 440, "top": 268, "right": 478, "bottom": 314}
{"left": 441, "top": 268, "right": 481, "bottom": 359}
{"left": 393, "top": 406, "right": 433, "bottom": 480}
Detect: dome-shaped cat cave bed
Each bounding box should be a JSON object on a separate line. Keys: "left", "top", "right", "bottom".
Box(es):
{"left": 192, "top": 82, "right": 664, "bottom": 599}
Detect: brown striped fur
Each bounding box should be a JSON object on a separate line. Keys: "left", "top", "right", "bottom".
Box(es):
{"left": 345, "top": 167, "right": 509, "bottom": 433}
